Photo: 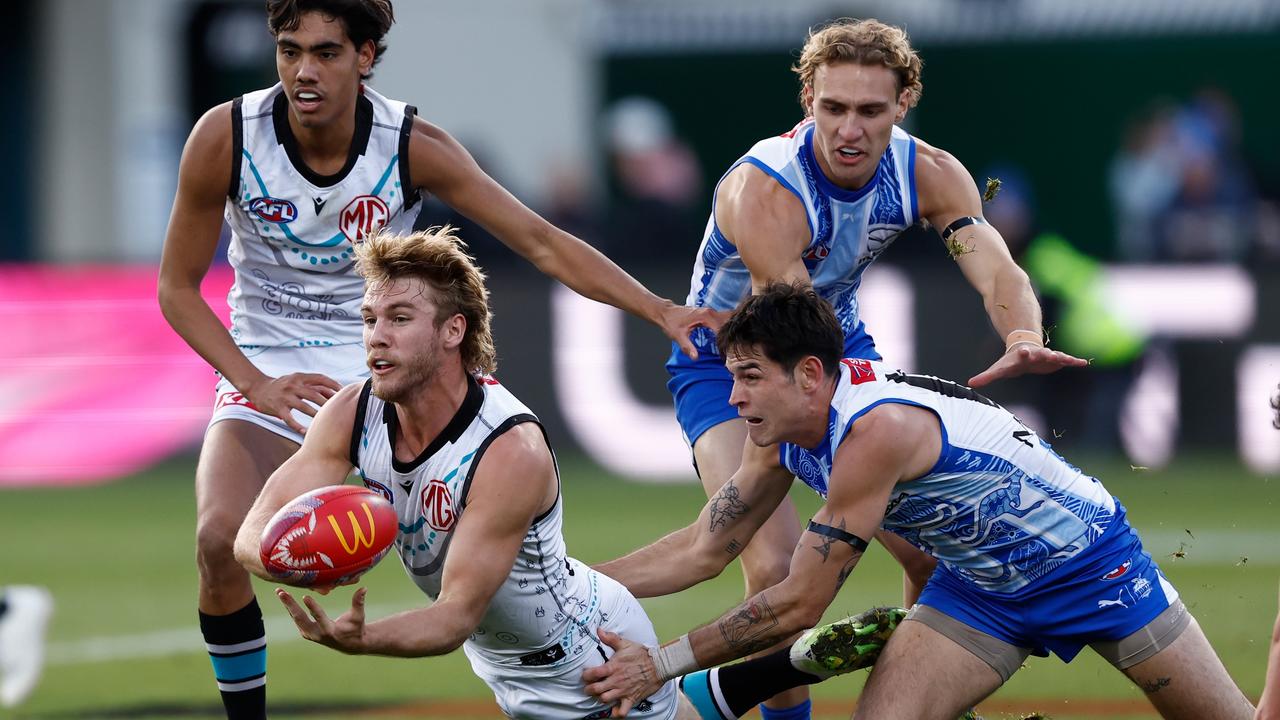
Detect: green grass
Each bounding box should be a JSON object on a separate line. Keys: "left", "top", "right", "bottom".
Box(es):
{"left": 3, "top": 452, "right": 1276, "bottom": 719}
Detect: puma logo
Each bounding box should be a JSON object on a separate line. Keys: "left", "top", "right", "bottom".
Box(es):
{"left": 1098, "top": 586, "right": 1136, "bottom": 610}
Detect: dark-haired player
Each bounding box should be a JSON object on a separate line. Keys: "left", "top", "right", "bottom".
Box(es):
{"left": 158, "top": 2, "right": 713, "bottom": 716}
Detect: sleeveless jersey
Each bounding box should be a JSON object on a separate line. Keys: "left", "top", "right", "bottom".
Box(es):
{"left": 680, "top": 120, "right": 920, "bottom": 360}
{"left": 225, "top": 83, "right": 421, "bottom": 349}
{"left": 779, "top": 359, "right": 1117, "bottom": 595}
{"left": 351, "top": 376, "right": 605, "bottom": 666}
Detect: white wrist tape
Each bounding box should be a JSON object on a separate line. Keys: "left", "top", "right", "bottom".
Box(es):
{"left": 1004, "top": 328, "right": 1044, "bottom": 352}
{"left": 647, "top": 635, "right": 697, "bottom": 681}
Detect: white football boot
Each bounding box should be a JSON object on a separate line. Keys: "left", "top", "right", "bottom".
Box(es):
{"left": 0, "top": 586, "right": 54, "bottom": 707}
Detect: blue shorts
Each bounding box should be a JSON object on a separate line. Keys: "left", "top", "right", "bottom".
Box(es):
{"left": 916, "top": 503, "right": 1178, "bottom": 664}
{"left": 665, "top": 321, "right": 880, "bottom": 445}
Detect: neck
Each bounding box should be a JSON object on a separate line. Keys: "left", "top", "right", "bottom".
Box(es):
{"left": 795, "top": 376, "right": 840, "bottom": 449}
{"left": 391, "top": 365, "right": 471, "bottom": 456}
{"left": 288, "top": 98, "right": 357, "bottom": 162}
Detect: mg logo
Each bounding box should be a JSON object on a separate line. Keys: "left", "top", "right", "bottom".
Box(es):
{"left": 421, "top": 479, "right": 456, "bottom": 532}
{"left": 340, "top": 195, "right": 390, "bottom": 242}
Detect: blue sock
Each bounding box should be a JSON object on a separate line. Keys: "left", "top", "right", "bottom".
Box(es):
{"left": 679, "top": 669, "right": 734, "bottom": 720}
{"left": 199, "top": 597, "right": 267, "bottom": 719}
{"left": 760, "top": 698, "right": 812, "bottom": 720}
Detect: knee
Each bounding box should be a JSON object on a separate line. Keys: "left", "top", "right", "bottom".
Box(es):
{"left": 195, "top": 509, "right": 245, "bottom": 579}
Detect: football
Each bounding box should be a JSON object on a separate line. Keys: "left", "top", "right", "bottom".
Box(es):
{"left": 259, "top": 485, "right": 398, "bottom": 588}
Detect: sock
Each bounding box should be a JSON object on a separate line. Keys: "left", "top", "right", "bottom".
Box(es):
{"left": 199, "top": 597, "right": 267, "bottom": 720}
{"left": 719, "top": 646, "right": 822, "bottom": 718}
{"left": 0, "top": 591, "right": 8, "bottom": 618}
{"left": 759, "top": 699, "right": 812, "bottom": 720}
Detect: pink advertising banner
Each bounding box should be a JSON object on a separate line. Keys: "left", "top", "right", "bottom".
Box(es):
{"left": 0, "top": 264, "right": 234, "bottom": 486}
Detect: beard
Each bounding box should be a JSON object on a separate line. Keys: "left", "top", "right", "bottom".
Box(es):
{"left": 370, "top": 352, "right": 436, "bottom": 405}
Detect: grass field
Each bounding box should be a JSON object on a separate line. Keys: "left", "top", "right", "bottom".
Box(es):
{"left": 3, "top": 451, "right": 1277, "bottom": 719}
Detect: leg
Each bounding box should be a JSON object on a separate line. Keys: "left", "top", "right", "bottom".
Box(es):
{"left": 196, "top": 420, "right": 299, "bottom": 720}
{"left": 853, "top": 611, "right": 1010, "bottom": 720}
{"left": 1104, "top": 607, "right": 1253, "bottom": 720}
{"left": 693, "top": 419, "right": 808, "bottom": 716}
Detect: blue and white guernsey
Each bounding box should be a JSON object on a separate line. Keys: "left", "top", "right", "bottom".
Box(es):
{"left": 350, "top": 376, "right": 608, "bottom": 669}
{"left": 780, "top": 358, "right": 1117, "bottom": 596}
{"left": 225, "top": 83, "right": 420, "bottom": 349}
{"left": 680, "top": 119, "right": 919, "bottom": 360}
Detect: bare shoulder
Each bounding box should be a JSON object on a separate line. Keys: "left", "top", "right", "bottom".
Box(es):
{"left": 185, "top": 102, "right": 234, "bottom": 159}
{"left": 716, "top": 162, "right": 809, "bottom": 242}
{"left": 405, "top": 115, "right": 475, "bottom": 189}
{"left": 177, "top": 102, "right": 234, "bottom": 194}
{"left": 912, "top": 138, "right": 981, "bottom": 223}
{"left": 465, "top": 420, "right": 556, "bottom": 514}
{"left": 481, "top": 421, "right": 552, "bottom": 468}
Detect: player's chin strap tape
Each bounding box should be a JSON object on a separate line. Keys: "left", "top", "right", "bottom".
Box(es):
{"left": 940, "top": 216, "right": 988, "bottom": 242}
{"left": 807, "top": 520, "right": 870, "bottom": 552}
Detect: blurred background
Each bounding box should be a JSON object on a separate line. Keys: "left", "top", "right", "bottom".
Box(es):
{"left": 2, "top": 0, "right": 1278, "bottom": 717}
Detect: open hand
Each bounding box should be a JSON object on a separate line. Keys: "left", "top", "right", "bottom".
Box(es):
{"left": 660, "top": 303, "right": 730, "bottom": 361}
{"left": 276, "top": 586, "right": 369, "bottom": 654}
{"left": 968, "top": 344, "right": 1088, "bottom": 388}
{"left": 243, "top": 372, "right": 344, "bottom": 434}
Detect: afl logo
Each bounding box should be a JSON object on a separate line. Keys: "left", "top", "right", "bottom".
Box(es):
{"left": 1101, "top": 559, "right": 1132, "bottom": 581}
{"left": 249, "top": 197, "right": 298, "bottom": 224}
{"left": 421, "top": 478, "right": 456, "bottom": 532}
{"left": 340, "top": 195, "right": 390, "bottom": 243}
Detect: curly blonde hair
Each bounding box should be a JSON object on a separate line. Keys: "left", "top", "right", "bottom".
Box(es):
{"left": 354, "top": 226, "right": 497, "bottom": 375}
{"left": 793, "top": 18, "right": 923, "bottom": 113}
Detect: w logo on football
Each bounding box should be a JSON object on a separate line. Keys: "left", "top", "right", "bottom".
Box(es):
{"left": 340, "top": 195, "right": 390, "bottom": 243}
{"left": 421, "top": 479, "right": 456, "bottom": 531}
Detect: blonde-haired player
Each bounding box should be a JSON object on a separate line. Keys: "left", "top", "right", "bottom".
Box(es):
{"left": 235, "top": 227, "right": 698, "bottom": 719}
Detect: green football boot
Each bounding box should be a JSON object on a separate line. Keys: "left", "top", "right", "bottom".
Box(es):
{"left": 789, "top": 606, "right": 907, "bottom": 679}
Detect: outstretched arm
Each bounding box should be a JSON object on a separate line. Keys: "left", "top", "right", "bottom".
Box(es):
{"left": 594, "top": 439, "right": 794, "bottom": 598}
{"left": 914, "top": 142, "right": 1087, "bottom": 388}
{"left": 585, "top": 404, "right": 934, "bottom": 716}
{"left": 277, "top": 422, "right": 556, "bottom": 657}
{"left": 233, "top": 384, "right": 363, "bottom": 578}
{"left": 408, "top": 119, "right": 718, "bottom": 358}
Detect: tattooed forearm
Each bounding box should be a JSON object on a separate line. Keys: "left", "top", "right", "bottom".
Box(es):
{"left": 835, "top": 553, "right": 861, "bottom": 589}
{"left": 1141, "top": 677, "right": 1172, "bottom": 694}
{"left": 725, "top": 538, "right": 743, "bottom": 556}
{"left": 718, "top": 597, "right": 781, "bottom": 652}
{"left": 709, "top": 482, "right": 749, "bottom": 532}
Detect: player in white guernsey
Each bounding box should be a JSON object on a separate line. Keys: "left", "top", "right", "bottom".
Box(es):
{"left": 158, "top": 2, "right": 713, "bottom": 717}
{"left": 664, "top": 21, "right": 1085, "bottom": 718}
{"left": 234, "top": 228, "right": 697, "bottom": 719}
{"left": 585, "top": 284, "right": 1253, "bottom": 720}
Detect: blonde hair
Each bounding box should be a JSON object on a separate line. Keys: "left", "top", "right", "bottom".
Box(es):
{"left": 354, "top": 226, "right": 497, "bottom": 375}
{"left": 793, "top": 18, "right": 923, "bottom": 113}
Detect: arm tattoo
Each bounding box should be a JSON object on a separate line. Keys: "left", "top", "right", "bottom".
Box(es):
{"left": 812, "top": 517, "right": 848, "bottom": 562}
{"left": 724, "top": 538, "right": 743, "bottom": 556}
{"left": 835, "top": 554, "right": 861, "bottom": 590}
{"left": 708, "top": 482, "right": 749, "bottom": 532}
{"left": 717, "top": 597, "right": 780, "bottom": 654}
{"left": 1141, "top": 677, "right": 1172, "bottom": 694}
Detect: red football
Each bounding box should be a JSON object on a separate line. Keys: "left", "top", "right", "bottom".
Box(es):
{"left": 259, "top": 485, "right": 398, "bottom": 588}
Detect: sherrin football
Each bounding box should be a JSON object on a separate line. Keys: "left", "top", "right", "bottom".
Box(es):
{"left": 259, "top": 485, "right": 397, "bottom": 588}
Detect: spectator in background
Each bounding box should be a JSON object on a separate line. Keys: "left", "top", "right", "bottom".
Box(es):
{"left": 1110, "top": 89, "right": 1260, "bottom": 263}
{"left": 986, "top": 166, "right": 1148, "bottom": 452}
{"left": 601, "top": 97, "right": 704, "bottom": 262}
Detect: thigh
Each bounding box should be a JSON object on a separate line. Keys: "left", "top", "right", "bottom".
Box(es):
{"left": 196, "top": 419, "right": 299, "bottom": 530}
{"left": 1116, "top": 613, "right": 1253, "bottom": 720}
{"left": 854, "top": 617, "right": 1005, "bottom": 720}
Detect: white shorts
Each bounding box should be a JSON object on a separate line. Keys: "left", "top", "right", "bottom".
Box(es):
{"left": 464, "top": 571, "right": 679, "bottom": 719}
{"left": 208, "top": 344, "right": 369, "bottom": 444}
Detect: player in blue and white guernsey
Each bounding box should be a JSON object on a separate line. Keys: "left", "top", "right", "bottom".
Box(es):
{"left": 586, "top": 284, "right": 1253, "bottom": 720}
{"left": 665, "top": 20, "right": 1085, "bottom": 720}
{"left": 160, "top": 2, "right": 713, "bottom": 717}
{"left": 235, "top": 228, "right": 698, "bottom": 719}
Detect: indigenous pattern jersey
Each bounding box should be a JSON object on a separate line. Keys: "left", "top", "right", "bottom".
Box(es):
{"left": 678, "top": 120, "right": 919, "bottom": 360}
{"left": 225, "top": 83, "right": 420, "bottom": 349}
{"left": 351, "top": 377, "right": 606, "bottom": 666}
{"left": 779, "top": 359, "right": 1117, "bottom": 595}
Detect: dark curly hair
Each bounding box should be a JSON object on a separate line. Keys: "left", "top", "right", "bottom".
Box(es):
{"left": 717, "top": 282, "right": 843, "bottom": 377}
{"left": 266, "top": 0, "right": 395, "bottom": 79}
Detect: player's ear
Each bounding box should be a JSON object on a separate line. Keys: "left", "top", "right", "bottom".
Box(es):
{"left": 894, "top": 88, "right": 910, "bottom": 123}
{"left": 797, "top": 356, "right": 824, "bottom": 391}
{"left": 441, "top": 313, "right": 466, "bottom": 350}
{"left": 357, "top": 40, "right": 375, "bottom": 76}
